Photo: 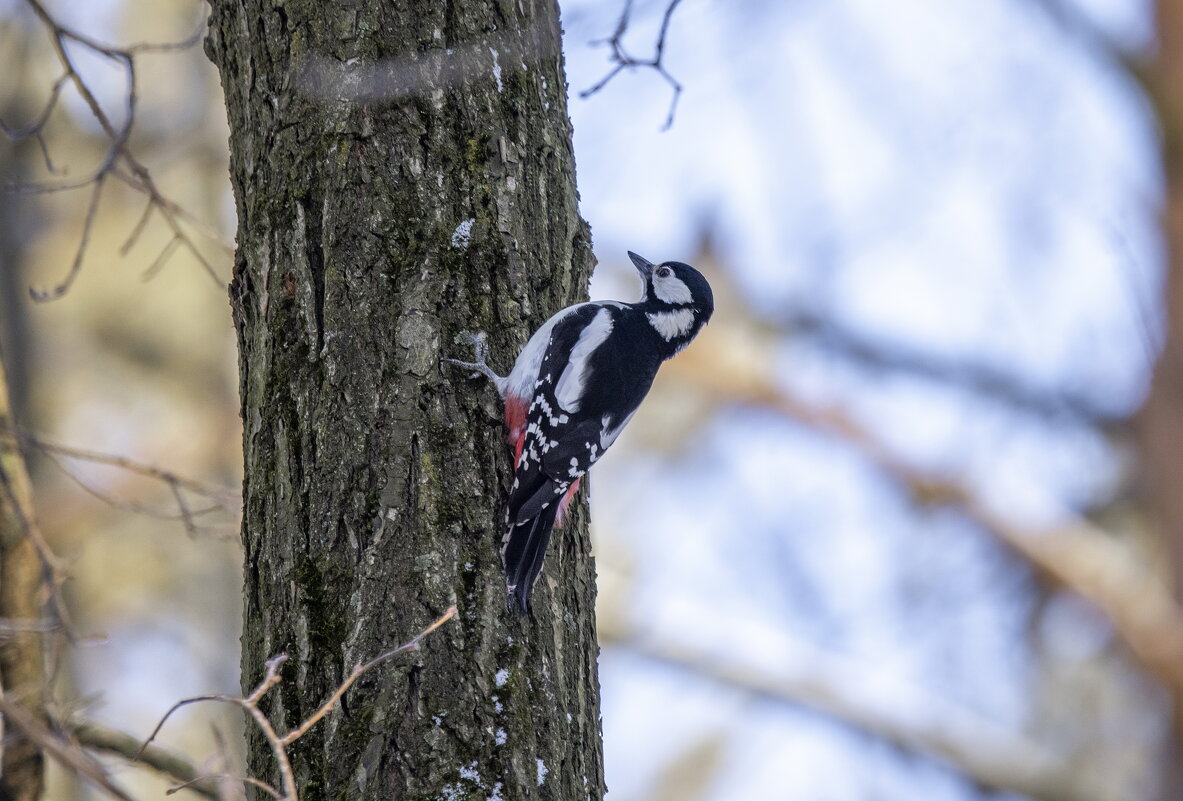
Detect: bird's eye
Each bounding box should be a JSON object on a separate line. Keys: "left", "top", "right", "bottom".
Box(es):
{"left": 656, "top": 266, "right": 671, "bottom": 278}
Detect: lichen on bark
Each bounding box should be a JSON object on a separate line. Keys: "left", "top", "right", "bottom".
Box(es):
{"left": 205, "top": 1, "right": 603, "bottom": 799}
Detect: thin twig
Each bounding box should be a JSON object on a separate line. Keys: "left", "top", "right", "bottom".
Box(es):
{"left": 0, "top": 73, "right": 70, "bottom": 142}
{"left": 139, "top": 607, "right": 457, "bottom": 801}
{"left": 581, "top": 0, "right": 685, "bottom": 130}
{"left": 71, "top": 719, "right": 220, "bottom": 801}
{"left": 168, "top": 773, "right": 278, "bottom": 799}
{"left": 0, "top": 696, "right": 135, "bottom": 801}
{"left": 29, "top": 175, "right": 104, "bottom": 301}
{"left": 43, "top": 453, "right": 227, "bottom": 533}
{"left": 120, "top": 197, "right": 155, "bottom": 256}
{"left": 142, "top": 234, "right": 184, "bottom": 281}
{"left": 2, "top": 425, "right": 239, "bottom": 507}
{"left": 126, "top": 21, "right": 208, "bottom": 55}
{"left": 11, "top": 0, "right": 227, "bottom": 299}
{"left": 0, "top": 425, "right": 238, "bottom": 540}
{"left": 280, "top": 606, "right": 457, "bottom": 746}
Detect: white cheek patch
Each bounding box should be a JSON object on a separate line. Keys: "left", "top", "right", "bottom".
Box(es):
{"left": 653, "top": 274, "right": 693, "bottom": 304}
{"left": 646, "top": 309, "right": 696, "bottom": 341}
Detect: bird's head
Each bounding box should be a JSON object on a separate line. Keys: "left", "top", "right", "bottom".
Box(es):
{"left": 628, "top": 251, "right": 714, "bottom": 352}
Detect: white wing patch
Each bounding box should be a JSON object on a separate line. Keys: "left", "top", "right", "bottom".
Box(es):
{"left": 646, "top": 308, "right": 696, "bottom": 341}
{"left": 503, "top": 301, "right": 624, "bottom": 402}
{"left": 555, "top": 307, "right": 614, "bottom": 412}
{"left": 653, "top": 274, "right": 693, "bottom": 304}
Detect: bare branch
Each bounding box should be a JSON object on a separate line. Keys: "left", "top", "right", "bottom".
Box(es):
{"left": 42, "top": 454, "right": 230, "bottom": 537}
{"left": 120, "top": 197, "right": 155, "bottom": 256}
{"left": 8, "top": 0, "right": 228, "bottom": 299}
{"left": 29, "top": 174, "right": 104, "bottom": 302}
{"left": 0, "top": 697, "right": 136, "bottom": 801}
{"left": 580, "top": 0, "right": 685, "bottom": 130}
{"left": 2, "top": 424, "right": 240, "bottom": 512}
{"left": 781, "top": 307, "right": 1128, "bottom": 428}
{"left": 140, "top": 607, "right": 457, "bottom": 801}
{"left": 600, "top": 620, "right": 1121, "bottom": 801}
{"left": 279, "top": 605, "right": 457, "bottom": 746}
{"left": 0, "top": 424, "right": 238, "bottom": 540}
{"left": 0, "top": 74, "right": 70, "bottom": 143}
{"left": 666, "top": 332, "right": 1183, "bottom": 697}
{"left": 70, "top": 720, "right": 220, "bottom": 801}
{"left": 168, "top": 773, "right": 277, "bottom": 799}
{"left": 126, "top": 21, "right": 208, "bottom": 55}
{"left": 142, "top": 235, "right": 184, "bottom": 281}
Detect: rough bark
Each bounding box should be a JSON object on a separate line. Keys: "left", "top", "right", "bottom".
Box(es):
{"left": 205, "top": 2, "right": 602, "bottom": 800}
{"left": 0, "top": 348, "right": 45, "bottom": 801}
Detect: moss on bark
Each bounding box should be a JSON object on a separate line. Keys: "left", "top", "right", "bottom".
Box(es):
{"left": 206, "top": 1, "right": 603, "bottom": 798}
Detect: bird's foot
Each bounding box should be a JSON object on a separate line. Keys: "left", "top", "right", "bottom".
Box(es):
{"left": 445, "top": 331, "right": 504, "bottom": 383}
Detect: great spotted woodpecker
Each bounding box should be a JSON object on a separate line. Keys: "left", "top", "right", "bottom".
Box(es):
{"left": 448, "top": 252, "right": 714, "bottom": 612}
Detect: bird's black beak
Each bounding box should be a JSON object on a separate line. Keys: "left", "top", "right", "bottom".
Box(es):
{"left": 628, "top": 251, "right": 654, "bottom": 278}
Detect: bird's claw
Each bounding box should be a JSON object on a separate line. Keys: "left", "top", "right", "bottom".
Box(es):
{"left": 445, "top": 331, "right": 500, "bottom": 382}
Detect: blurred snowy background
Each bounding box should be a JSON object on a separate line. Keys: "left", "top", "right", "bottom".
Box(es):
{"left": 0, "top": 0, "right": 1176, "bottom": 799}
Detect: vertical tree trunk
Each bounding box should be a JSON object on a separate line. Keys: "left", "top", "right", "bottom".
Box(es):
{"left": 1141, "top": 4, "right": 1183, "bottom": 797}
{"left": 205, "top": 2, "right": 603, "bottom": 799}
{"left": 0, "top": 349, "right": 45, "bottom": 801}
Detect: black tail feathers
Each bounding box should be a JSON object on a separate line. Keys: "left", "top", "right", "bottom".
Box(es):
{"left": 502, "top": 500, "right": 561, "bottom": 614}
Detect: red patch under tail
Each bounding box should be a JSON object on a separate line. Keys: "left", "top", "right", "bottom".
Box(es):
{"left": 554, "top": 478, "right": 581, "bottom": 528}
{"left": 504, "top": 395, "right": 528, "bottom": 466}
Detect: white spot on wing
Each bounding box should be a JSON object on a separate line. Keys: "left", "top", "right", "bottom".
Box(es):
{"left": 646, "top": 308, "right": 696, "bottom": 340}
{"left": 555, "top": 308, "right": 614, "bottom": 412}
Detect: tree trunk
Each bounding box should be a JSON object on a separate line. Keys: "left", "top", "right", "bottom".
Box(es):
{"left": 1141, "top": 3, "right": 1183, "bottom": 797}
{"left": 0, "top": 348, "right": 46, "bottom": 801}
{"left": 204, "top": 2, "right": 603, "bottom": 799}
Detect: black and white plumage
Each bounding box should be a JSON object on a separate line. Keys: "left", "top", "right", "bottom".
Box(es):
{"left": 448, "top": 252, "right": 714, "bottom": 612}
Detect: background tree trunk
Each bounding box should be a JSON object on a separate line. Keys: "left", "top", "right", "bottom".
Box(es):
{"left": 1141, "top": 3, "right": 1183, "bottom": 797}
{"left": 0, "top": 348, "right": 45, "bottom": 801}
{"left": 205, "top": 2, "right": 603, "bottom": 799}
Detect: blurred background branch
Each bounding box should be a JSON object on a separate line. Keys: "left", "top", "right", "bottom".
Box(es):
{"left": 665, "top": 329, "right": 1183, "bottom": 692}
{"left": 2, "top": 0, "right": 226, "bottom": 301}
{"left": 600, "top": 618, "right": 1117, "bottom": 801}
